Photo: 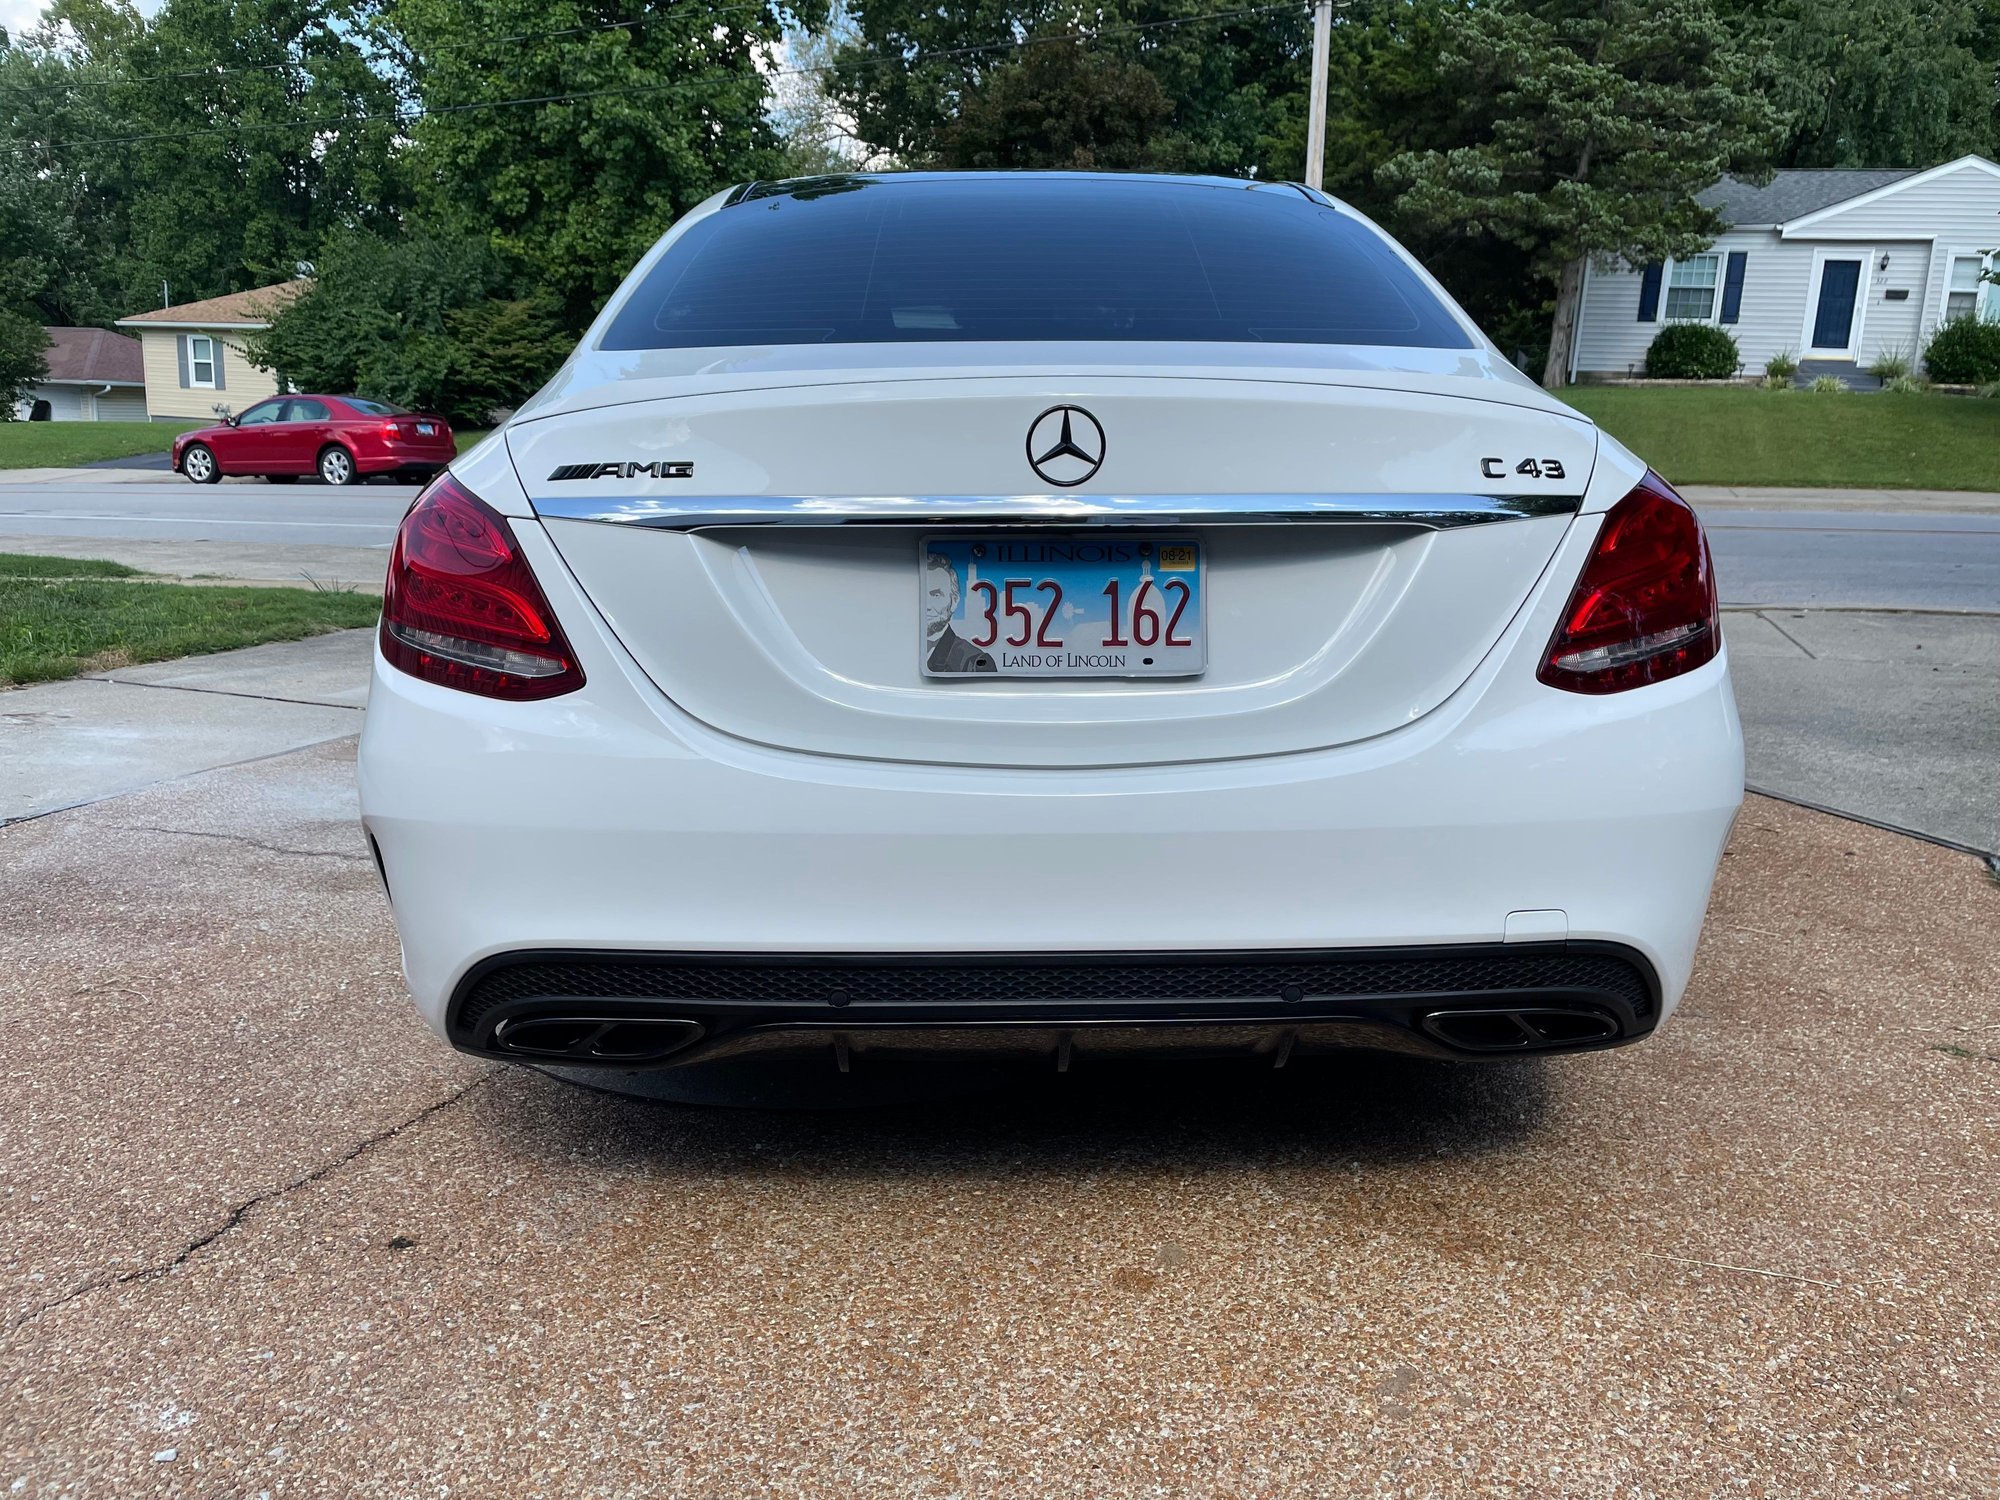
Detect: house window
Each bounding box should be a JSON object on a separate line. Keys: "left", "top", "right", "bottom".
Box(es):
{"left": 1664, "top": 255, "right": 1721, "bottom": 321}
{"left": 189, "top": 335, "right": 216, "bottom": 388}
{"left": 1945, "top": 254, "right": 1987, "bottom": 321}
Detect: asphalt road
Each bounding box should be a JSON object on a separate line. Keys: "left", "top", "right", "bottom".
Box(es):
{"left": 0, "top": 480, "right": 417, "bottom": 549}
{"left": 2, "top": 482, "right": 1998, "bottom": 612}
{"left": 1706, "top": 508, "right": 2000, "bottom": 610}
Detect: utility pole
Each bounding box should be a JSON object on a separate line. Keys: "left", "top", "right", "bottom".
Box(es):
{"left": 1304, "top": 0, "right": 1333, "bottom": 191}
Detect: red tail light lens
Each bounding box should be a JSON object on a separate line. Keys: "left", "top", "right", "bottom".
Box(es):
{"left": 1538, "top": 472, "right": 1719, "bottom": 694}
{"left": 379, "top": 473, "right": 585, "bottom": 700}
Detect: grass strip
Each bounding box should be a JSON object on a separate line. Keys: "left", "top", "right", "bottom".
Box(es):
{"left": 1, "top": 557, "right": 378, "bottom": 686}
{"left": 1563, "top": 387, "right": 2000, "bottom": 491}
{"left": 0, "top": 420, "right": 194, "bottom": 469}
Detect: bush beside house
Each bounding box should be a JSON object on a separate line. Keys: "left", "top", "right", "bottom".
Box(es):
{"left": 1923, "top": 318, "right": 2000, "bottom": 385}
{"left": 1645, "top": 324, "right": 1740, "bottom": 380}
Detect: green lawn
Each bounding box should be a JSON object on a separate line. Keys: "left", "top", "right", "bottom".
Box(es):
{"left": 0, "top": 554, "right": 379, "bottom": 686}
{"left": 0, "top": 420, "right": 194, "bottom": 469}
{"left": 1563, "top": 387, "right": 2000, "bottom": 491}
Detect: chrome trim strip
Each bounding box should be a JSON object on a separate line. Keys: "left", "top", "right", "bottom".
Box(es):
{"left": 529, "top": 492, "right": 1579, "bottom": 531}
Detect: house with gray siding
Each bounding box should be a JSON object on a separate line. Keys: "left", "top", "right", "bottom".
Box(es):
{"left": 1570, "top": 155, "right": 2000, "bottom": 381}
{"left": 12, "top": 327, "right": 146, "bottom": 421}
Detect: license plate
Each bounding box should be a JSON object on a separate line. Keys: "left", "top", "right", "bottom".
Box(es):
{"left": 921, "top": 536, "right": 1206, "bottom": 678}
{"left": 416, "top": 422, "right": 437, "bottom": 436}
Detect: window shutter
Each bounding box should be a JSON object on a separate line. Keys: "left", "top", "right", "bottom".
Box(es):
{"left": 1719, "top": 252, "right": 1747, "bottom": 324}
{"left": 176, "top": 334, "right": 191, "bottom": 389}
{"left": 213, "top": 341, "right": 227, "bottom": 391}
{"left": 1637, "top": 262, "right": 1663, "bottom": 322}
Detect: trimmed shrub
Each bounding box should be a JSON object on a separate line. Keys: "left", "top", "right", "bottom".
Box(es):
{"left": 1808, "top": 374, "right": 1847, "bottom": 393}
{"left": 1764, "top": 350, "right": 1799, "bottom": 380}
{"left": 1923, "top": 317, "right": 2000, "bottom": 384}
{"left": 1645, "top": 322, "right": 1741, "bottom": 379}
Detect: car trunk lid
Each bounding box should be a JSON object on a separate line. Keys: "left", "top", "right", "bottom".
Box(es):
{"left": 510, "top": 372, "right": 1595, "bottom": 768}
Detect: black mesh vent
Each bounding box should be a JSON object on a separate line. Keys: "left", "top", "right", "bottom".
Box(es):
{"left": 454, "top": 948, "right": 1653, "bottom": 1041}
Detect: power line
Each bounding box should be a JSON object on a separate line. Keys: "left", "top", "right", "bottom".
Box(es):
{"left": 6, "top": 3, "right": 1308, "bottom": 157}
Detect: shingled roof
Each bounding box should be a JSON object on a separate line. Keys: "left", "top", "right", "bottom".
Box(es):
{"left": 116, "top": 278, "right": 310, "bottom": 328}
{"left": 39, "top": 327, "right": 144, "bottom": 385}
{"left": 1697, "top": 169, "right": 1920, "bottom": 227}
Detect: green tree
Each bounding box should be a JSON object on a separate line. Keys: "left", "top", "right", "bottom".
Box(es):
{"left": 445, "top": 295, "right": 574, "bottom": 421}
{"left": 385, "top": 0, "right": 787, "bottom": 323}
{"left": 831, "top": 0, "right": 1313, "bottom": 176}
{"left": 1381, "top": 0, "right": 1782, "bottom": 388}
{"left": 0, "top": 3, "right": 143, "bottom": 326}
{"left": 106, "top": 0, "right": 408, "bottom": 310}
{"left": 245, "top": 233, "right": 571, "bottom": 424}
{"left": 939, "top": 34, "right": 1174, "bottom": 169}
{"left": 1724, "top": 0, "right": 1993, "bottom": 169}
{"left": 0, "top": 314, "right": 50, "bottom": 419}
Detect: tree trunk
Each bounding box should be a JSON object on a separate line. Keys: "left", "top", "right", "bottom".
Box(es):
{"left": 1542, "top": 256, "right": 1588, "bottom": 389}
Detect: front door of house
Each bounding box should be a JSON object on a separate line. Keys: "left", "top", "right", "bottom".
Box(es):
{"left": 1809, "top": 257, "right": 1864, "bottom": 356}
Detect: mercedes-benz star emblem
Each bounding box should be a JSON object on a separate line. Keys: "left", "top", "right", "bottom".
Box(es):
{"left": 1025, "top": 405, "right": 1106, "bottom": 488}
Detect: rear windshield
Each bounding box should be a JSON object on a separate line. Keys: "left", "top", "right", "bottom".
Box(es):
{"left": 600, "top": 176, "right": 1471, "bottom": 351}
{"left": 344, "top": 397, "right": 409, "bottom": 415}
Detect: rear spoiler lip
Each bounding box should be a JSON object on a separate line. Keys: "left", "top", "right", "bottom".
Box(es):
{"left": 528, "top": 491, "right": 1582, "bottom": 533}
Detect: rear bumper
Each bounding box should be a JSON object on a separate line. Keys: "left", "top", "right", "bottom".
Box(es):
{"left": 356, "top": 447, "right": 451, "bottom": 476}
{"left": 358, "top": 515, "right": 1745, "bottom": 1056}
{"left": 446, "top": 942, "right": 1660, "bottom": 1068}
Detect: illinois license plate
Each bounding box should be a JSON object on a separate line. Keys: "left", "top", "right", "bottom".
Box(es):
{"left": 416, "top": 422, "right": 437, "bottom": 436}
{"left": 921, "top": 536, "right": 1206, "bottom": 678}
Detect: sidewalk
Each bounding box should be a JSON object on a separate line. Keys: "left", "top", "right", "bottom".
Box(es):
{"left": 0, "top": 630, "right": 372, "bottom": 824}
{"left": 0, "top": 534, "right": 386, "bottom": 591}
{"left": 0, "top": 467, "right": 173, "bottom": 485}
{"left": 0, "top": 468, "right": 298, "bottom": 486}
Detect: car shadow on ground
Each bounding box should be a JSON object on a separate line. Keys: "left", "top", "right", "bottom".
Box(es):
{"left": 473, "top": 1050, "right": 1555, "bottom": 1180}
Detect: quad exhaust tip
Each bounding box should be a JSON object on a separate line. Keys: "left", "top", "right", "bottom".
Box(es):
{"left": 1420, "top": 1007, "right": 1620, "bottom": 1053}
{"left": 491, "top": 1015, "right": 703, "bottom": 1062}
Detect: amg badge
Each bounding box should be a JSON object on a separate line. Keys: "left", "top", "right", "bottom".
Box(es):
{"left": 547, "top": 460, "right": 695, "bottom": 481}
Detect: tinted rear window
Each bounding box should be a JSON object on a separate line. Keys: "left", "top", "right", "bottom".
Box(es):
{"left": 600, "top": 176, "right": 1471, "bottom": 351}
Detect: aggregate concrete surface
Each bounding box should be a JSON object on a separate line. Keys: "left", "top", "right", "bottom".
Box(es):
{"left": 2, "top": 739, "right": 1997, "bottom": 1496}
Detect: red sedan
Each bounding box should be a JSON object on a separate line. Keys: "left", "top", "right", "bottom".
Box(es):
{"left": 173, "top": 395, "right": 455, "bottom": 486}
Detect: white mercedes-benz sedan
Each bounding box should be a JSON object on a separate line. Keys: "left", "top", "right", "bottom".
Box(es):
{"left": 357, "top": 171, "right": 1743, "bottom": 1080}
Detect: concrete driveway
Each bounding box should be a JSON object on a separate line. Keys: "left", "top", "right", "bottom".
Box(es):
{"left": 2, "top": 729, "right": 1998, "bottom": 1493}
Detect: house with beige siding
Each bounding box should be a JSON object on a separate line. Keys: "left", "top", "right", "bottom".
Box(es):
{"left": 114, "top": 279, "right": 308, "bottom": 421}
{"left": 1570, "top": 156, "right": 2000, "bottom": 382}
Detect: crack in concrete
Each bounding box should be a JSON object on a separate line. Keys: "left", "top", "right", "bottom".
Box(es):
{"left": 88, "top": 676, "right": 365, "bottom": 711}
{"left": 1754, "top": 610, "right": 1819, "bottom": 660}
{"left": 118, "top": 824, "right": 371, "bottom": 863}
{"left": 2, "top": 1075, "right": 492, "bottom": 1340}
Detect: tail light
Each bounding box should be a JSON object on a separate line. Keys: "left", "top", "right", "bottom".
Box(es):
{"left": 1538, "top": 471, "right": 1719, "bottom": 694}
{"left": 381, "top": 421, "right": 404, "bottom": 440}
{"left": 379, "top": 473, "right": 584, "bottom": 700}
